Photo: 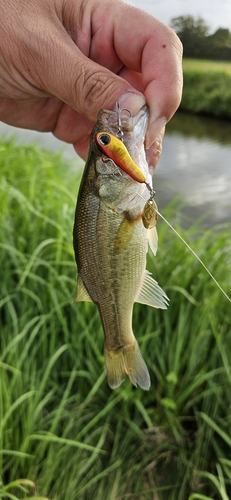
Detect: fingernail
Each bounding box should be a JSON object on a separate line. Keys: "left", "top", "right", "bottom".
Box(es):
{"left": 146, "top": 116, "right": 167, "bottom": 149}
{"left": 117, "top": 91, "right": 146, "bottom": 117}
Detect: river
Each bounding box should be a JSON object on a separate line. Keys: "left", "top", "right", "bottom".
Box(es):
{"left": 0, "top": 112, "right": 231, "bottom": 228}
{"left": 155, "top": 112, "right": 231, "bottom": 228}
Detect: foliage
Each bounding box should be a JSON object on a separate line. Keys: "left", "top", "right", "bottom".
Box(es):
{"left": 171, "top": 15, "right": 210, "bottom": 59}
{"left": 209, "top": 28, "right": 231, "bottom": 49}
{"left": 180, "top": 62, "right": 231, "bottom": 120}
{"left": 1, "top": 140, "right": 231, "bottom": 499}
{"left": 171, "top": 16, "right": 231, "bottom": 61}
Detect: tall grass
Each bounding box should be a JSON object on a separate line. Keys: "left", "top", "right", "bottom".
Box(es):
{"left": 1, "top": 139, "right": 231, "bottom": 499}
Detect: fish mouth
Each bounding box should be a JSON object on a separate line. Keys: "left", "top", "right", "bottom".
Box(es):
{"left": 94, "top": 104, "right": 149, "bottom": 169}
{"left": 97, "top": 105, "right": 149, "bottom": 136}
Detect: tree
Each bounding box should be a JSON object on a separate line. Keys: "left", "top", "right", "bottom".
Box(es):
{"left": 170, "top": 16, "right": 231, "bottom": 60}
{"left": 170, "top": 16, "right": 210, "bottom": 58}
{"left": 171, "top": 16, "right": 210, "bottom": 39}
{"left": 209, "top": 28, "right": 231, "bottom": 48}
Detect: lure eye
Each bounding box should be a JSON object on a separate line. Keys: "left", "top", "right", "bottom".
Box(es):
{"left": 97, "top": 133, "right": 111, "bottom": 146}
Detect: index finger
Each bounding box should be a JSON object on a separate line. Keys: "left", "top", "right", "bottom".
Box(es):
{"left": 111, "top": 4, "right": 183, "bottom": 145}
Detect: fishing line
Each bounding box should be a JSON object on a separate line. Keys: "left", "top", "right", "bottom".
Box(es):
{"left": 157, "top": 209, "right": 231, "bottom": 304}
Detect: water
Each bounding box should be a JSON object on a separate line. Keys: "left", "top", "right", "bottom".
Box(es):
{"left": 0, "top": 112, "right": 231, "bottom": 227}
{"left": 0, "top": 122, "right": 76, "bottom": 162}
{"left": 155, "top": 112, "right": 231, "bottom": 228}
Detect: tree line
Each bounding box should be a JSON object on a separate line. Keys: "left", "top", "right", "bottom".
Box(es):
{"left": 171, "top": 16, "right": 231, "bottom": 60}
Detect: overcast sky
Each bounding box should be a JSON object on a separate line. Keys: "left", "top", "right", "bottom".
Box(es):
{"left": 125, "top": 0, "right": 231, "bottom": 33}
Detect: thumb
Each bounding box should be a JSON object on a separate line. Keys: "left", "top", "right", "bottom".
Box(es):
{"left": 31, "top": 25, "right": 142, "bottom": 121}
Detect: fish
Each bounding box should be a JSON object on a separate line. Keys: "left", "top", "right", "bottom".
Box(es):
{"left": 73, "top": 101, "right": 169, "bottom": 390}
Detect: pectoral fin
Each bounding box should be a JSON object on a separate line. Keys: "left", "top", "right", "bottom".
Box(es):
{"left": 136, "top": 271, "right": 169, "bottom": 309}
{"left": 74, "top": 276, "right": 92, "bottom": 303}
{"left": 148, "top": 226, "right": 158, "bottom": 256}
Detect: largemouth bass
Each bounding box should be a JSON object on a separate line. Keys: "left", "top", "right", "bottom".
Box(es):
{"left": 73, "top": 102, "right": 169, "bottom": 390}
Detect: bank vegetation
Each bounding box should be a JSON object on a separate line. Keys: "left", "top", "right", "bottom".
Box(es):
{"left": 1, "top": 140, "right": 231, "bottom": 500}
{"left": 180, "top": 59, "right": 231, "bottom": 119}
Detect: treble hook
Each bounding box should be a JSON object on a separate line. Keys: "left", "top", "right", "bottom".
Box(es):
{"left": 115, "top": 102, "right": 132, "bottom": 142}
{"left": 101, "top": 154, "right": 116, "bottom": 165}
{"left": 101, "top": 154, "right": 123, "bottom": 176}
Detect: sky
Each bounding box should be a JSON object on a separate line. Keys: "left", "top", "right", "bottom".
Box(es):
{"left": 125, "top": 0, "right": 231, "bottom": 33}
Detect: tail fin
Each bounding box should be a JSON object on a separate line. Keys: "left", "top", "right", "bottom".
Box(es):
{"left": 104, "top": 341, "right": 151, "bottom": 390}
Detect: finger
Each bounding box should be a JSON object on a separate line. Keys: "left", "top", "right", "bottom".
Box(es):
{"left": 75, "top": 1, "right": 182, "bottom": 146}
{"left": 0, "top": 95, "right": 93, "bottom": 160}
{"left": 118, "top": 68, "right": 144, "bottom": 94}
{"left": 22, "top": 0, "right": 182, "bottom": 129}
{"left": 90, "top": 1, "right": 183, "bottom": 129}
{"left": 73, "top": 134, "right": 91, "bottom": 161}
{"left": 141, "top": 30, "right": 183, "bottom": 148}
{"left": 26, "top": 17, "right": 137, "bottom": 122}
{"left": 111, "top": 5, "right": 183, "bottom": 146}
{"left": 52, "top": 103, "right": 94, "bottom": 159}
{"left": 0, "top": 96, "right": 63, "bottom": 131}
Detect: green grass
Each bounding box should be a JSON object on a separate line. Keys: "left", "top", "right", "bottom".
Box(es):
{"left": 181, "top": 59, "right": 231, "bottom": 119}
{"left": 183, "top": 59, "right": 231, "bottom": 75}
{"left": 1, "top": 139, "right": 231, "bottom": 499}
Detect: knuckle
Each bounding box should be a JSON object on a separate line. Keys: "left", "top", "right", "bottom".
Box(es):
{"left": 73, "top": 63, "right": 118, "bottom": 118}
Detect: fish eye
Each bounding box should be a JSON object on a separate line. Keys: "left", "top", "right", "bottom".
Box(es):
{"left": 98, "top": 133, "right": 111, "bottom": 146}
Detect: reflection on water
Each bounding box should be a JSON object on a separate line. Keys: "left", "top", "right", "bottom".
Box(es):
{"left": 155, "top": 112, "right": 231, "bottom": 227}
{"left": 166, "top": 112, "right": 231, "bottom": 145}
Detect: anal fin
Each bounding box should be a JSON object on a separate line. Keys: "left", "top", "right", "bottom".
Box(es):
{"left": 136, "top": 270, "right": 169, "bottom": 309}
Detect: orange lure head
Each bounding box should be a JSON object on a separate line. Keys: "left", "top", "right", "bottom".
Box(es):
{"left": 95, "top": 132, "right": 146, "bottom": 184}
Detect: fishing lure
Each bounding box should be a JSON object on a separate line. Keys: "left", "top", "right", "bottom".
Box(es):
{"left": 95, "top": 131, "right": 146, "bottom": 184}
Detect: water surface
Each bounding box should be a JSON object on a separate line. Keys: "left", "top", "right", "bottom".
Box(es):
{"left": 155, "top": 112, "right": 231, "bottom": 227}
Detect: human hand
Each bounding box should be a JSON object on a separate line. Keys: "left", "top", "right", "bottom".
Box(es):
{"left": 0, "top": 0, "right": 182, "bottom": 167}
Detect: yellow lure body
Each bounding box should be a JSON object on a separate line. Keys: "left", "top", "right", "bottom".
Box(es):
{"left": 95, "top": 132, "right": 146, "bottom": 184}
